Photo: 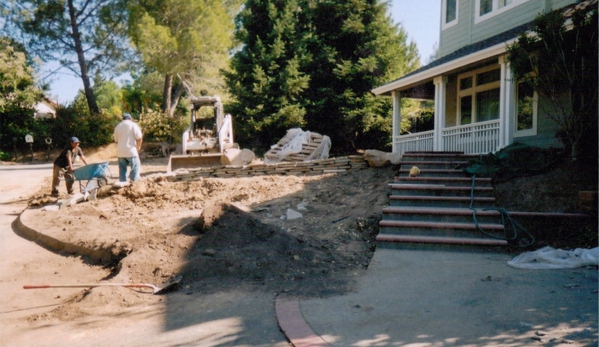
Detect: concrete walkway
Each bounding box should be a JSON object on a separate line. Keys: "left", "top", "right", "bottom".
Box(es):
{"left": 295, "top": 248, "right": 598, "bottom": 346}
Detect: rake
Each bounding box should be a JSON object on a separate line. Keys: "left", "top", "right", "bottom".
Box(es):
{"left": 23, "top": 276, "right": 182, "bottom": 295}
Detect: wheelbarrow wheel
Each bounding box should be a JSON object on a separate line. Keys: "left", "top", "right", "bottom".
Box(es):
{"left": 97, "top": 177, "right": 108, "bottom": 188}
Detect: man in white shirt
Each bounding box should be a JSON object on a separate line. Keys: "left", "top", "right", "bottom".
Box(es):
{"left": 114, "top": 113, "right": 143, "bottom": 182}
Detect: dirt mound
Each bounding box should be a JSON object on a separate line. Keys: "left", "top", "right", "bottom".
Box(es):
{"left": 24, "top": 166, "right": 394, "bottom": 321}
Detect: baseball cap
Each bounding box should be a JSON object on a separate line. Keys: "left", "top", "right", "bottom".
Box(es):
{"left": 71, "top": 137, "right": 80, "bottom": 143}
{"left": 122, "top": 113, "right": 132, "bottom": 120}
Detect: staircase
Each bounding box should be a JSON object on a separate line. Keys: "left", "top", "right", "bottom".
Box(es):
{"left": 377, "top": 151, "right": 510, "bottom": 250}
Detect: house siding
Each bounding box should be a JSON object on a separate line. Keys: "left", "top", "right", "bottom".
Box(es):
{"left": 438, "top": 0, "right": 578, "bottom": 58}
{"left": 439, "top": 0, "right": 473, "bottom": 58}
{"left": 514, "top": 97, "right": 562, "bottom": 148}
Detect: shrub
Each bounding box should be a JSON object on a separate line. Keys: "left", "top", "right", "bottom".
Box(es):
{"left": 138, "top": 108, "right": 188, "bottom": 144}
{"left": 0, "top": 151, "right": 12, "bottom": 161}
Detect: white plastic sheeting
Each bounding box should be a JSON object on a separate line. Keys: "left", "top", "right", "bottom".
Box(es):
{"left": 507, "top": 246, "right": 599, "bottom": 269}
{"left": 264, "top": 128, "right": 331, "bottom": 165}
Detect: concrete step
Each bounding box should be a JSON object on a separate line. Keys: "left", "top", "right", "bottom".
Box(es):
{"left": 389, "top": 195, "right": 496, "bottom": 208}
{"left": 394, "top": 176, "right": 492, "bottom": 187}
{"left": 388, "top": 183, "right": 494, "bottom": 197}
{"left": 401, "top": 152, "right": 482, "bottom": 162}
{"left": 397, "top": 168, "right": 468, "bottom": 178}
{"left": 382, "top": 206, "right": 500, "bottom": 223}
{"left": 379, "top": 220, "right": 506, "bottom": 239}
{"left": 376, "top": 234, "right": 508, "bottom": 247}
{"left": 399, "top": 160, "right": 468, "bottom": 170}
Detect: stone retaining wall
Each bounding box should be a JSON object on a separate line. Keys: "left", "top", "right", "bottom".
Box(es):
{"left": 168, "top": 155, "right": 368, "bottom": 182}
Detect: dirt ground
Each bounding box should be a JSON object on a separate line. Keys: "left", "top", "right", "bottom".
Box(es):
{"left": 5, "top": 143, "right": 598, "bottom": 328}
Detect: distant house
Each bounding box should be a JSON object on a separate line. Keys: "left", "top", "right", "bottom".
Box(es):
{"left": 33, "top": 97, "right": 58, "bottom": 119}
{"left": 372, "top": 0, "right": 596, "bottom": 156}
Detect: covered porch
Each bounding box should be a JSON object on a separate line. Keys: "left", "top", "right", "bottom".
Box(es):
{"left": 372, "top": 39, "right": 533, "bottom": 156}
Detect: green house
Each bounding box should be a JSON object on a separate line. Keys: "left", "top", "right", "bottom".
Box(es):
{"left": 372, "top": 0, "right": 596, "bottom": 155}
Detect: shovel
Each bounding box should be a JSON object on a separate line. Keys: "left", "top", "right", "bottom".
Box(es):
{"left": 23, "top": 275, "right": 182, "bottom": 294}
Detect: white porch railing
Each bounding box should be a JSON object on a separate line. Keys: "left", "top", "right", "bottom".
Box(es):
{"left": 442, "top": 120, "right": 500, "bottom": 154}
{"left": 393, "top": 120, "right": 500, "bottom": 155}
{"left": 393, "top": 130, "right": 434, "bottom": 157}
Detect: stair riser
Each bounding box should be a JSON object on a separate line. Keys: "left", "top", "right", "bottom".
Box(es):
{"left": 400, "top": 163, "right": 466, "bottom": 170}
{"left": 382, "top": 213, "right": 500, "bottom": 224}
{"left": 398, "top": 171, "right": 469, "bottom": 178}
{"left": 390, "top": 188, "right": 494, "bottom": 197}
{"left": 394, "top": 178, "right": 492, "bottom": 187}
{"left": 376, "top": 242, "right": 507, "bottom": 252}
{"left": 401, "top": 154, "right": 481, "bottom": 161}
{"left": 389, "top": 199, "right": 496, "bottom": 208}
{"left": 379, "top": 226, "right": 505, "bottom": 239}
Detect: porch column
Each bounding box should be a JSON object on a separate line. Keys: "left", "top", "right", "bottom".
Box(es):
{"left": 392, "top": 91, "right": 402, "bottom": 153}
{"left": 433, "top": 76, "right": 447, "bottom": 151}
{"left": 499, "top": 55, "right": 515, "bottom": 149}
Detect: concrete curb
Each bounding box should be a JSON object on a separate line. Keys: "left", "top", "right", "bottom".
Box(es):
{"left": 275, "top": 297, "right": 330, "bottom": 347}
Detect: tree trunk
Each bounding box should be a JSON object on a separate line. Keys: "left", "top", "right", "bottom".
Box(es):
{"left": 168, "top": 84, "right": 185, "bottom": 117}
{"left": 162, "top": 74, "right": 173, "bottom": 115}
{"left": 67, "top": 0, "right": 100, "bottom": 115}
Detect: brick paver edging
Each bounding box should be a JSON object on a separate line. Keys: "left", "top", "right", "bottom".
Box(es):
{"left": 168, "top": 155, "right": 368, "bottom": 182}
{"left": 275, "top": 297, "right": 330, "bottom": 347}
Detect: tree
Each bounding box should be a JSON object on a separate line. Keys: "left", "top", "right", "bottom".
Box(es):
{"left": 225, "top": 0, "right": 419, "bottom": 152}
{"left": 0, "top": 37, "right": 42, "bottom": 152}
{"left": 303, "top": 0, "right": 419, "bottom": 152}
{"left": 224, "top": 0, "right": 311, "bottom": 147}
{"left": 0, "top": 37, "right": 40, "bottom": 112}
{"left": 507, "top": 5, "right": 598, "bottom": 160}
{"left": 71, "top": 73, "right": 123, "bottom": 117}
{"left": 8, "top": 0, "right": 130, "bottom": 115}
{"left": 128, "top": 0, "right": 236, "bottom": 117}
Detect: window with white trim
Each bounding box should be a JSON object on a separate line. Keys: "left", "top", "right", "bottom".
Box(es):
{"left": 442, "top": 0, "right": 458, "bottom": 30}
{"left": 475, "top": 0, "right": 531, "bottom": 24}
{"left": 457, "top": 66, "right": 500, "bottom": 125}
{"left": 514, "top": 81, "right": 537, "bottom": 137}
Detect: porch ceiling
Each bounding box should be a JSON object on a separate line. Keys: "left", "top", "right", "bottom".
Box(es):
{"left": 401, "top": 82, "right": 435, "bottom": 100}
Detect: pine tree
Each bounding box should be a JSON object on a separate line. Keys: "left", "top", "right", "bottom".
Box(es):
{"left": 225, "top": 0, "right": 419, "bottom": 152}
{"left": 224, "top": 0, "right": 311, "bottom": 148}
{"left": 302, "top": 0, "right": 419, "bottom": 152}
{"left": 129, "top": 0, "right": 235, "bottom": 117}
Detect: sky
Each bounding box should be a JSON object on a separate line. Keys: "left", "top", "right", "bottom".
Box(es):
{"left": 45, "top": 0, "right": 441, "bottom": 104}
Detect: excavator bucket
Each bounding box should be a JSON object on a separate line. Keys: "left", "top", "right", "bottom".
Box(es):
{"left": 167, "top": 154, "right": 224, "bottom": 172}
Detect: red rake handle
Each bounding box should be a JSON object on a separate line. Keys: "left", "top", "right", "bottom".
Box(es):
{"left": 23, "top": 283, "right": 156, "bottom": 290}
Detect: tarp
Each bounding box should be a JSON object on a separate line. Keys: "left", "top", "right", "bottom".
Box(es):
{"left": 461, "top": 142, "right": 563, "bottom": 181}
{"left": 508, "top": 246, "right": 599, "bottom": 269}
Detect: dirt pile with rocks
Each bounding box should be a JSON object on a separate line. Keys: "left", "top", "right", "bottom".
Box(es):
{"left": 24, "top": 163, "right": 394, "bottom": 321}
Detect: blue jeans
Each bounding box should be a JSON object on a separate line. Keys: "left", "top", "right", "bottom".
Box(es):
{"left": 118, "top": 157, "right": 140, "bottom": 182}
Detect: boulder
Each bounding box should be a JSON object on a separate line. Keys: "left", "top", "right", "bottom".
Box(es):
{"left": 363, "top": 149, "right": 401, "bottom": 167}
{"left": 221, "top": 148, "right": 255, "bottom": 166}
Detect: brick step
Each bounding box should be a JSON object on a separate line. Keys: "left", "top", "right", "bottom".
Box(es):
{"left": 389, "top": 195, "right": 496, "bottom": 207}
{"left": 379, "top": 220, "right": 506, "bottom": 239}
{"left": 382, "top": 206, "right": 499, "bottom": 223}
{"left": 398, "top": 160, "right": 467, "bottom": 170}
{"left": 397, "top": 169, "right": 467, "bottom": 178}
{"left": 388, "top": 184, "right": 494, "bottom": 197}
{"left": 381, "top": 206, "right": 591, "bottom": 224}
{"left": 401, "top": 152, "right": 481, "bottom": 161}
{"left": 394, "top": 176, "right": 492, "bottom": 187}
{"left": 376, "top": 234, "right": 508, "bottom": 247}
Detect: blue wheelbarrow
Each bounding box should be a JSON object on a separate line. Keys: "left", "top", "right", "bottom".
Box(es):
{"left": 72, "top": 162, "right": 112, "bottom": 193}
